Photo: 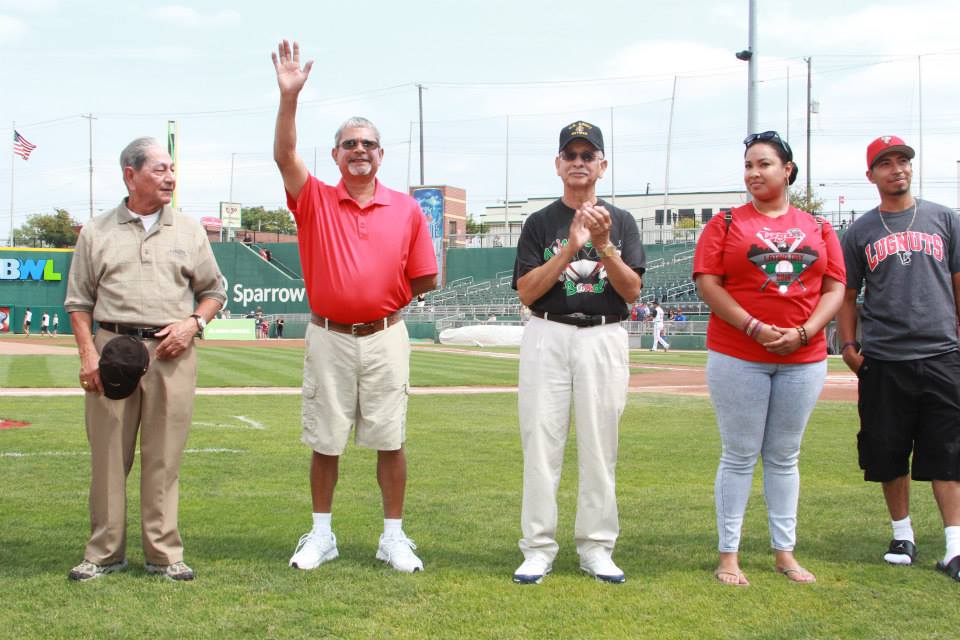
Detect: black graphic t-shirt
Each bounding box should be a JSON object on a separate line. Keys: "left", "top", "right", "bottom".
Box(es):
{"left": 512, "top": 199, "right": 645, "bottom": 316}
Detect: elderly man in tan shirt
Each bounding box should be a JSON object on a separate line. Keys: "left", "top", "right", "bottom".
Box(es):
{"left": 64, "top": 137, "right": 225, "bottom": 582}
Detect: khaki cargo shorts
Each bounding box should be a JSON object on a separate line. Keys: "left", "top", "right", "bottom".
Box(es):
{"left": 301, "top": 320, "right": 410, "bottom": 455}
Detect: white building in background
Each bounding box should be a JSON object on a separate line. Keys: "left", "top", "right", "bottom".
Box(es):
{"left": 478, "top": 190, "right": 749, "bottom": 246}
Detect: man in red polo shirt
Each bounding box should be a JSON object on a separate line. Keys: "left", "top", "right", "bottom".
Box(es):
{"left": 272, "top": 40, "right": 438, "bottom": 573}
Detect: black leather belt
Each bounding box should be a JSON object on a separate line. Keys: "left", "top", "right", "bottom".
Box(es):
{"left": 311, "top": 312, "right": 401, "bottom": 337}
{"left": 98, "top": 322, "right": 166, "bottom": 339}
{"left": 532, "top": 311, "right": 624, "bottom": 328}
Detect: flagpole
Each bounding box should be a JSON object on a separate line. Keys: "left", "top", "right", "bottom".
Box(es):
{"left": 9, "top": 121, "right": 14, "bottom": 246}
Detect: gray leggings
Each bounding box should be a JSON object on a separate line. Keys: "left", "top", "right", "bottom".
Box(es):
{"left": 706, "top": 350, "right": 826, "bottom": 552}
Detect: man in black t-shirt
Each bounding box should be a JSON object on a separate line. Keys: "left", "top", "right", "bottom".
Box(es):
{"left": 511, "top": 121, "right": 645, "bottom": 585}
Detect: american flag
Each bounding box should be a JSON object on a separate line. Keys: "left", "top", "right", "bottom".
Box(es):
{"left": 13, "top": 130, "right": 37, "bottom": 160}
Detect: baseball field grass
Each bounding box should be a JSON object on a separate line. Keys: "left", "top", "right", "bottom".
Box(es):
{"left": 0, "top": 347, "right": 956, "bottom": 639}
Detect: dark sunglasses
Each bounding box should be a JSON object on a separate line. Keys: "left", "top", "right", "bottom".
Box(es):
{"left": 560, "top": 149, "right": 600, "bottom": 163}
{"left": 340, "top": 138, "right": 380, "bottom": 151}
{"left": 743, "top": 130, "right": 793, "bottom": 159}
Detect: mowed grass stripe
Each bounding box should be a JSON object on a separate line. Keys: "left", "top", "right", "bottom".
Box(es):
{"left": 1, "top": 393, "right": 957, "bottom": 638}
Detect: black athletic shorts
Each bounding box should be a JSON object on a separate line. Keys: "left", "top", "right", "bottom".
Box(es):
{"left": 857, "top": 350, "right": 960, "bottom": 482}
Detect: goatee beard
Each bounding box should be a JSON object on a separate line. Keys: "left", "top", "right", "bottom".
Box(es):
{"left": 348, "top": 162, "right": 371, "bottom": 176}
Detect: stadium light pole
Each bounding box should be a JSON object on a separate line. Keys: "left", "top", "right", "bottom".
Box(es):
{"left": 805, "top": 56, "right": 812, "bottom": 203}
{"left": 82, "top": 113, "right": 97, "bottom": 218}
{"left": 735, "top": 0, "right": 758, "bottom": 135}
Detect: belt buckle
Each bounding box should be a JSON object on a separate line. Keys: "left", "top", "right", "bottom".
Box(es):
{"left": 351, "top": 322, "right": 372, "bottom": 337}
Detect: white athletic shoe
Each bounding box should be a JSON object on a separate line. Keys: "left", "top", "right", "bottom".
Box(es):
{"left": 376, "top": 533, "right": 424, "bottom": 573}
{"left": 289, "top": 530, "right": 339, "bottom": 570}
{"left": 579, "top": 550, "right": 626, "bottom": 584}
{"left": 513, "top": 557, "right": 552, "bottom": 584}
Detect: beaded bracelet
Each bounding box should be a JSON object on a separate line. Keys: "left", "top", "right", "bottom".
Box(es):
{"left": 796, "top": 326, "right": 809, "bottom": 346}
{"left": 744, "top": 317, "right": 759, "bottom": 337}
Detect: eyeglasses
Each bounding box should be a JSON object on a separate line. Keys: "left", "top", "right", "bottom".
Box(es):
{"left": 560, "top": 149, "right": 600, "bottom": 163}
{"left": 743, "top": 130, "right": 793, "bottom": 159}
{"left": 339, "top": 139, "right": 380, "bottom": 151}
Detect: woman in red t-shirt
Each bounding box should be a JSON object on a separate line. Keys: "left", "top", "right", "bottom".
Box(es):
{"left": 693, "top": 131, "right": 845, "bottom": 586}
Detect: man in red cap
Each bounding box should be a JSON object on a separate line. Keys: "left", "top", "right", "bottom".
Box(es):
{"left": 838, "top": 135, "right": 960, "bottom": 581}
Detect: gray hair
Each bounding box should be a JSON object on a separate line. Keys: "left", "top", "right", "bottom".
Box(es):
{"left": 119, "top": 137, "right": 162, "bottom": 172}
{"left": 334, "top": 117, "right": 381, "bottom": 147}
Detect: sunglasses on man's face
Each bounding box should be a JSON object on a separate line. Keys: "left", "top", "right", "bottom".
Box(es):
{"left": 340, "top": 139, "right": 380, "bottom": 151}
{"left": 560, "top": 149, "right": 600, "bottom": 163}
{"left": 743, "top": 130, "right": 792, "bottom": 158}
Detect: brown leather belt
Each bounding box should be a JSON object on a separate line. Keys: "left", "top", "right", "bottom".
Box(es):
{"left": 311, "top": 312, "right": 401, "bottom": 337}
{"left": 98, "top": 322, "right": 166, "bottom": 339}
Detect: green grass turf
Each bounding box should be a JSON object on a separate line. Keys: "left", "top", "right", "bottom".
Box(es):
{"left": 0, "top": 345, "right": 520, "bottom": 389}
{"left": 631, "top": 350, "right": 853, "bottom": 373}
{"left": 1, "top": 392, "right": 957, "bottom": 639}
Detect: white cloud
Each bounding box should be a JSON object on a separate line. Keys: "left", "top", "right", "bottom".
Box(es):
{"left": 147, "top": 5, "right": 240, "bottom": 28}
{"left": 0, "top": 13, "right": 26, "bottom": 42}
{"left": 0, "top": 0, "right": 57, "bottom": 11}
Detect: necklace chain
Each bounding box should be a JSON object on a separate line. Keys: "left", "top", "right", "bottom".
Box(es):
{"left": 876, "top": 199, "right": 919, "bottom": 265}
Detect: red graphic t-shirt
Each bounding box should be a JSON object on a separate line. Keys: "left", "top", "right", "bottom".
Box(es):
{"left": 692, "top": 203, "right": 846, "bottom": 363}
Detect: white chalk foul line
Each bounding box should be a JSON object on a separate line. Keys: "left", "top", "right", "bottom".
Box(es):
{"left": 1, "top": 448, "right": 245, "bottom": 458}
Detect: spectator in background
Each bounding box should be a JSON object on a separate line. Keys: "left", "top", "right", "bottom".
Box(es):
{"left": 23, "top": 307, "right": 32, "bottom": 337}
{"left": 276, "top": 316, "right": 285, "bottom": 339}
{"left": 416, "top": 294, "right": 426, "bottom": 308}
{"left": 52, "top": 312, "right": 59, "bottom": 336}
{"left": 40, "top": 312, "right": 50, "bottom": 336}
{"left": 259, "top": 248, "right": 269, "bottom": 261}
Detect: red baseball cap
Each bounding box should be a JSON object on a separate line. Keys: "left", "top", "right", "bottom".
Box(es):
{"left": 866, "top": 135, "right": 915, "bottom": 169}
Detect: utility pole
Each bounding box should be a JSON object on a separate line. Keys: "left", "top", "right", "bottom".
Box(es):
{"left": 8, "top": 120, "right": 14, "bottom": 244}
{"left": 406, "top": 121, "right": 413, "bottom": 190}
{"left": 504, "top": 115, "right": 510, "bottom": 242}
{"left": 918, "top": 56, "right": 924, "bottom": 199}
{"left": 417, "top": 84, "right": 425, "bottom": 185}
{"left": 81, "top": 113, "right": 97, "bottom": 218}
{"left": 610, "top": 105, "right": 616, "bottom": 207}
{"left": 663, "top": 76, "right": 678, "bottom": 224}
{"left": 229, "top": 152, "right": 236, "bottom": 202}
{"left": 804, "top": 57, "right": 812, "bottom": 202}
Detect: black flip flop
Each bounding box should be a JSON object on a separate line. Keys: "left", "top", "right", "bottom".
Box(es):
{"left": 936, "top": 555, "right": 960, "bottom": 582}
{"left": 885, "top": 539, "right": 917, "bottom": 564}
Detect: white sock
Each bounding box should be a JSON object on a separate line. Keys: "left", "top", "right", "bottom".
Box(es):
{"left": 892, "top": 516, "right": 915, "bottom": 543}
{"left": 384, "top": 518, "right": 403, "bottom": 537}
{"left": 884, "top": 516, "right": 915, "bottom": 565}
{"left": 944, "top": 526, "right": 960, "bottom": 565}
{"left": 312, "top": 512, "right": 332, "bottom": 535}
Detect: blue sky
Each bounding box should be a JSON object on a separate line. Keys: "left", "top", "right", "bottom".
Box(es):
{"left": 1, "top": 0, "right": 958, "bottom": 240}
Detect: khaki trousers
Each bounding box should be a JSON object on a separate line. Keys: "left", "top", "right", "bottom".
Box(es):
{"left": 518, "top": 316, "right": 630, "bottom": 562}
{"left": 83, "top": 329, "right": 197, "bottom": 565}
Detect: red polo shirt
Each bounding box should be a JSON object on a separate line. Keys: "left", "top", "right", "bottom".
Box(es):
{"left": 286, "top": 176, "right": 437, "bottom": 324}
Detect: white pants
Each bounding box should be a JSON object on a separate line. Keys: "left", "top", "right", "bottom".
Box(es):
{"left": 518, "top": 316, "right": 630, "bottom": 562}
{"left": 652, "top": 323, "right": 670, "bottom": 350}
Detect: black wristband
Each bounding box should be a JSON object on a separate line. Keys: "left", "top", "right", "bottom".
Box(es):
{"left": 840, "top": 340, "right": 860, "bottom": 353}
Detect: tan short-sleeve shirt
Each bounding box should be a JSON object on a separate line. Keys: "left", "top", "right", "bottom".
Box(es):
{"left": 64, "top": 200, "right": 226, "bottom": 326}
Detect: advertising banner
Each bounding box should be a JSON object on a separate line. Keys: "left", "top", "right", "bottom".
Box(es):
{"left": 204, "top": 318, "right": 256, "bottom": 341}
{"left": 412, "top": 188, "right": 444, "bottom": 285}
{"left": 220, "top": 202, "right": 242, "bottom": 229}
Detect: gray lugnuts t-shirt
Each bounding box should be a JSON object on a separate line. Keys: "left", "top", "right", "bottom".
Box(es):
{"left": 841, "top": 199, "right": 960, "bottom": 361}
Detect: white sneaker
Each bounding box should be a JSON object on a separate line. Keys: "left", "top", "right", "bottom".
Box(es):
{"left": 513, "top": 557, "right": 552, "bottom": 584}
{"left": 579, "top": 550, "right": 625, "bottom": 584}
{"left": 376, "top": 533, "right": 424, "bottom": 573}
{"left": 289, "top": 530, "right": 338, "bottom": 570}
